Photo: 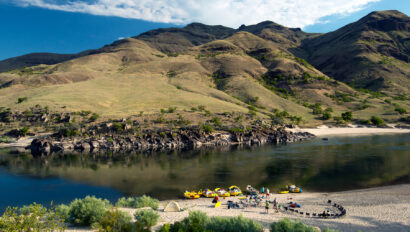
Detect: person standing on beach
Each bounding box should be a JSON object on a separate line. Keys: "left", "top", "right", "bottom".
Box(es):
{"left": 265, "top": 200, "right": 270, "bottom": 214}
{"left": 261, "top": 186, "right": 265, "bottom": 194}
{"left": 266, "top": 188, "right": 270, "bottom": 197}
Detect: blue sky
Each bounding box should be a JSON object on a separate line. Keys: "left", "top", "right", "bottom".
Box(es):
{"left": 0, "top": 0, "right": 408, "bottom": 61}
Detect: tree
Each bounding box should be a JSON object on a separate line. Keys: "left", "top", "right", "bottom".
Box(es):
{"left": 341, "top": 111, "right": 353, "bottom": 121}
{"left": 322, "top": 112, "right": 332, "bottom": 120}
{"left": 370, "top": 116, "right": 384, "bottom": 126}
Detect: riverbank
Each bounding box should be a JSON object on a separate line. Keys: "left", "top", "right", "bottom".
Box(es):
{"left": 27, "top": 128, "right": 314, "bottom": 154}
{"left": 288, "top": 124, "right": 410, "bottom": 136}
{"left": 66, "top": 184, "right": 410, "bottom": 232}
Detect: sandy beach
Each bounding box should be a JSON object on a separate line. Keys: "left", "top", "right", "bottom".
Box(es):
{"left": 288, "top": 125, "right": 410, "bottom": 137}
{"left": 66, "top": 184, "right": 410, "bottom": 232}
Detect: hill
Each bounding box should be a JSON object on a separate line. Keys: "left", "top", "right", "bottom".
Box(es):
{"left": 299, "top": 10, "right": 410, "bottom": 93}
{"left": 0, "top": 10, "right": 408, "bottom": 130}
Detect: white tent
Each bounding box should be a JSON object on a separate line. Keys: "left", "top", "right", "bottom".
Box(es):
{"left": 164, "top": 201, "right": 182, "bottom": 212}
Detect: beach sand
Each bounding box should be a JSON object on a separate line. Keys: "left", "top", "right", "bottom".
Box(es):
{"left": 67, "top": 184, "right": 410, "bottom": 232}
{"left": 288, "top": 125, "right": 410, "bottom": 137}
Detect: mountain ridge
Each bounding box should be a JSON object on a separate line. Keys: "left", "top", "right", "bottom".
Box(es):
{"left": 0, "top": 10, "right": 408, "bottom": 126}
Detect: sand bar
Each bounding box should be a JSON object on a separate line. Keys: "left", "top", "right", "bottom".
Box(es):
{"left": 66, "top": 184, "right": 410, "bottom": 232}
{"left": 289, "top": 125, "right": 410, "bottom": 136}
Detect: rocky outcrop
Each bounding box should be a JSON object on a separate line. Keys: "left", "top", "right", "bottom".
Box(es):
{"left": 28, "top": 128, "right": 314, "bottom": 155}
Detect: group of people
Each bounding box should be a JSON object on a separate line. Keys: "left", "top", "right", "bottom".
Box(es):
{"left": 265, "top": 197, "right": 279, "bottom": 214}
{"left": 211, "top": 186, "right": 280, "bottom": 214}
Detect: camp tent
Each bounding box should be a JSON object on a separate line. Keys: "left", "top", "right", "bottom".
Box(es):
{"left": 164, "top": 201, "right": 182, "bottom": 212}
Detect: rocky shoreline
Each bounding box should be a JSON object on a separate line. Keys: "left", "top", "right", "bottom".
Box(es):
{"left": 28, "top": 128, "right": 314, "bottom": 155}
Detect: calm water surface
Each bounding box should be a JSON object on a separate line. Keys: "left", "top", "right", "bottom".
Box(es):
{"left": 0, "top": 134, "right": 409, "bottom": 210}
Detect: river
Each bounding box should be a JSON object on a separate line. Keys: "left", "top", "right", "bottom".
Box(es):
{"left": 0, "top": 134, "right": 409, "bottom": 210}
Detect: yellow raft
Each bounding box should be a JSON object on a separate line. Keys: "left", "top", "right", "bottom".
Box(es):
{"left": 214, "top": 188, "right": 230, "bottom": 197}
{"left": 200, "top": 189, "right": 217, "bottom": 198}
{"left": 228, "top": 185, "right": 242, "bottom": 196}
{"left": 184, "top": 191, "right": 200, "bottom": 199}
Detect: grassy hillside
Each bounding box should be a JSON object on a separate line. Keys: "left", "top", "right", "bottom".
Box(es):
{"left": 300, "top": 10, "right": 410, "bottom": 94}
{"left": 0, "top": 11, "right": 408, "bottom": 128}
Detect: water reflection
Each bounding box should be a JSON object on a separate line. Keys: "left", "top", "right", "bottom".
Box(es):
{"left": 0, "top": 134, "right": 409, "bottom": 204}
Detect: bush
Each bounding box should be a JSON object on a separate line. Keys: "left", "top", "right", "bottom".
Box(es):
{"left": 201, "top": 124, "right": 213, "bottom": 133}
{"left": 370, "top": 116, "right": 384, "bottom": 126}
{"left": 17, "top": 127, "right": 30, "bottom": 137}
{"left": 309, "top": 103, "right": 322, "bottom": 115}
{"left": 341, "top": 111, "right": 353, "bottom": 121}
{"left": 89, "top": 113, "right": 100, "bottom": 122}
{"left": 207, "top": 215, "right": 263, "bottom": 232}
{"left": 116, "top": 195, "right": 159, "bottom": 210}
{"left": 270, "top": 218, "right": 318, "bottom": 232}
{"left": 179, "top": 210, "right": 209, "bottom": 231}
{"left": 17, "top": 97, "right": 28, "bottom": 104}
{"left": 19, "top": 203, "right": 47, "bottom": 215}
{"left": 96, "top": 209, "right": 133, "bottom": 232}
{"left": 113, "top": 123, "right": 124, "bottom": 132}
{"left": 0, "top": 203, "right": 66, "bottom": 231}
{"left": 162, "top": 211, "right": 263, "bottom": 232}
{"left": 229, "top": 127, "right": 245, "bottom": 133}
{"left": 55, "top": 204, "right": 70, "bottom": 222}
{"left": 322, "top": 112, "right": 332, "bottom": 120}
{"left": 68, "top": 196, "right": 111, "bottom": 226}
{"left": 395, "top": 107, "right": 407, "bottom": 115}
{"left": 0, "top": 136, "right": 12, "bottom": 143}
{"left": 210, "top": 117, "right": 222, "bottom": 127}
{"left": 134, "top": 209, "right": 159, "bottom": 232}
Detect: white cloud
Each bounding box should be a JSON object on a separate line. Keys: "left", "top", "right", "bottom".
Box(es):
{"left": 14, "top": 0, "right": 380, "bottom": 28}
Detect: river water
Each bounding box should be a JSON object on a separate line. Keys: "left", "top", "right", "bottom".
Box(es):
{"left": 0, "top": 134, "right": 409, "bottom": 210}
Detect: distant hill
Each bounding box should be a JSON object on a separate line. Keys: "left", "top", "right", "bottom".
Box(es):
{"left": 0, "top": 10, "right": 408, "bottom": 125}
{"left": 299, "top": 10, "right": 410, "bottom": 93}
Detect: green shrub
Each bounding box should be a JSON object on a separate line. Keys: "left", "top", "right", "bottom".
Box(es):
{"left": 341, "top": 111, "right": 353, "bottom": 122}
{"left": 248, "top": 105, "right": 257, "bottom": 112}
{"left": 162, "top": 211, "right": 263, "bottom": 232}
{"left": 19, "top": 203, "right": 47, "bottom": 215}
{"left": 229, "top": 127, "right": 245, "bottom": 133}
{"left": 55, "top": 204, "right": 70, "bottom": 222}
{"left": 17, "top": 127, "right": 30, "bottom": 136}
{"left": 17, "top": 97, "right": 28, "bottom": 104}
{"left": 116, "top": 195, "right": 159, "bottom": 210}
{"left": 395, "top": 107, "right": 407, "bottom": 115}
{"left": 178, "top": 211, "right": 209, "bottom": 231}
{"left": 89, "top": 113, "right": 100, "bottom": 122}
{"left": 270, "top": 218, "right": 318, "bottom": 232}
{"left": 207, "top": 215, "right": 263, "bottom": 232}
{"left": 204, "top": 110, "right": 212, "bottom": 117}
{"left": 322, "top": 112, "right": 332, "bottom": 120}
{"left": 0, "top": 136, "right": 12, "bottom": 143}
{"left": 113, "top": 123, "right": 124, "bottom": 132}
{"left": 59, "top": 128, "right": 80, "bottom": 137}
{"left": 154, "top": 115, "right": 166, "bottom": 123}
{"left": 309, "top": 103, "right": 322, "bottom": 115}
{"left": 158, "top": 223, "right": 170, "bottom": 232}
{"left": 167, "top": 107, "right": 177, "bottom": 113}
{"left": 68, "top": 196, "right": 111, "bottom": 226}
{"left": 210, "top": 117, "right": 222, "bottom": 127}
{"left": 370, "top": 116, "right": 384, "bottom": 126}
{"left": 0, "top": 203, "right": 66, "bottom": 232}
{"left": 201, "top": 124, "right": 213, "bottom": 133}
{"left": 96, "top": 209, "right": 133, "bottom": 232}
{"left": 134, "top": 209, "right": 159, "bottom": 232}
